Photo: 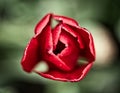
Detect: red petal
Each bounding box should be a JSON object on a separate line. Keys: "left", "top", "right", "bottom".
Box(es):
{"left": 37, "top": 25, "right": 70, "bottom": 71}
{"left": 79, "top": 28, "right": 95, "bottom": 62}
{"left": 37, "top": 25, "right": 53, "bottom": 57}
{"left": 34, "top": 13, "right": 51, "bottom": 35}
{"left": 58, "top": 30, "right": 80, "bottom": 70}
{"left": 52, "top": 23, "right": 62, "bottom": 50}
{"left": 53, "top": 14, "right": 78, "bottom": 27}
{"left": 70, "top": 26, "right": 95, "bottom": 62}
{"left": 35, "top": 62, "right": 93, "bottom": 82}
{"left": 62, "top": 24, "right": 84, "bottom": 49}
{"left": 44, "top": 53, "right": 71, "bottom": 71}
{"left": 21, "top": 37, "right": 40, "bottom": 72}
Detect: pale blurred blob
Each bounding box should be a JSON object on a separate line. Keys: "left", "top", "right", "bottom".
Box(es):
{"left": 33, "top": 61, "right": 49, "bottom": 73}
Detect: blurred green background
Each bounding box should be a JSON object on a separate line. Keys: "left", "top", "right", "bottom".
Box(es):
{"left": 0, "top": 0, "right": 120, "bottom": 93}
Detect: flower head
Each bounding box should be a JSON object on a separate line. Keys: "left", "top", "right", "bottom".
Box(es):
{"left": 21, "top": 13, "right": 95, "bottom": 82}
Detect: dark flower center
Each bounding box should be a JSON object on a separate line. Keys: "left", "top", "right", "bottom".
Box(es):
{"left": 53, "top": 40, "right": 66, "bottom": 55}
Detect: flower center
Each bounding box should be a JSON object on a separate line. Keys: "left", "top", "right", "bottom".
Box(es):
{"left": 53, "top": 40, "right": 66, "bottom": 55}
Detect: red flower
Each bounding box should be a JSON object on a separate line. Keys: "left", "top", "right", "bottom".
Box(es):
{"left": 21, "top": 13, "right": 95, "bottom": 82}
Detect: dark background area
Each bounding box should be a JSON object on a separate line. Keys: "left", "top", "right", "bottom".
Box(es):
{"left": 0, "top": 0, "right": 120, "bottom": 93}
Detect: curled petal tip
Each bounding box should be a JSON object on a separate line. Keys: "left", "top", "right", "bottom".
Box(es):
{"left": 34, "top": 13, "right": 52, "bottom": 35}
{"left": 52, "top": 14, "right": 79, "bottom": 26}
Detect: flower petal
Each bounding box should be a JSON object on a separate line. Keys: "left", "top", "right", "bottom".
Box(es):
{"left": 53, "top": 14, "right": 78, "bottom": 27}
{"left": 62, "top": 24, "right": 84, "bottom": 49}
{"left": 58, "top": 30, "right": 80, "bottom": 70}
{"left": 69, "top": 26, "right": 95, "bottom": 62}
{"left": 44, "top": 53, "right": 71, "bottom": 71}
{"left": 79, "top": 28, "right": 95, "bottom": 62}
{"left": 37, "top": 25, "right": 53, "bottom": 57}
{"left": 52, "top": 23, "right": 62, "bottom": 50}
{"left": 37, "top": 25, "right": 70, "bottom": 71}
{"left": 21, "top": 37, "right": 40, "bottom": 72}
{"left": 35, "top": 62, "right": 93, "bottom": 82}
{"left": 34, "top": 13, "right": 51, "bottom": 35}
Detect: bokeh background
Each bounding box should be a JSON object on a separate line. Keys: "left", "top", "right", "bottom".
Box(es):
{"left": 0, "top": 0, "right": 120, "bottom": 93}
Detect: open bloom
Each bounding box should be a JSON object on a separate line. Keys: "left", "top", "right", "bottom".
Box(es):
{"left": 21, "top": 13, "right": 95, "bottom": 82}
